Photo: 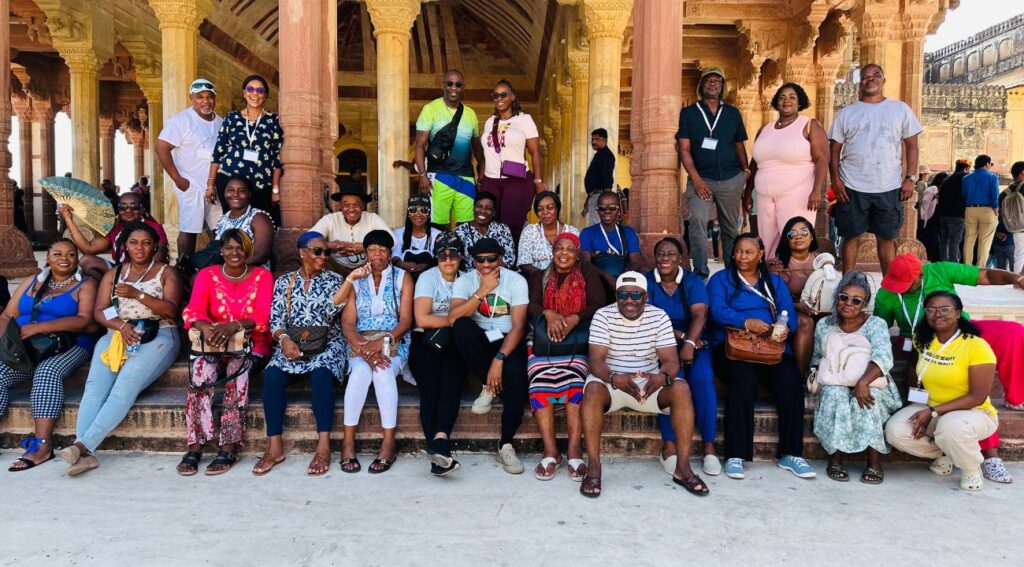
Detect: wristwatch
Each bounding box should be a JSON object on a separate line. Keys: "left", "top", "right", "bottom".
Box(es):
{"left": 272, "top": 185, "right": 280, "bottom": 194}
{"left": 663, "top": 373, "right": 673, "bottom": 387}
{"left": 494, "top": 352, "right": 507, "bottom": 362}
{"left": 137, "top": 292, "right": 147, "bottom": 301}
{"left": 928, "top": 405, "right": 939, "bottom": 419}
{"left": 905, "top": 175, "right": 918, "bottom": 183}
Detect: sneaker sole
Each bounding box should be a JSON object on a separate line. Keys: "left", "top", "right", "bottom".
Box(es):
{"left": 725, "top": 471, "right": 745, "bottom": 479}
{"left": 432, "top": 462, "right": 461, "bottom": 477}
{"left": 470, "top": 404, "right": 493, "bottom": 415}
{"left": 422, "top": 449, "right": 454, "bottom": 469}
{"left": 779, "top": 464, "right": 817, "bottom": 478}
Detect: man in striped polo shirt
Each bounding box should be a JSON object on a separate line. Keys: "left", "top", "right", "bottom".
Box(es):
{"left": 579, "top": 272, "right": 709, "bottom": 498}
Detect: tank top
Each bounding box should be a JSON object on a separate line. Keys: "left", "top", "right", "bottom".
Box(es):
{"left": 16, "top": 278, "right": 91, "bottom": 348}
{"left": 215, "top": 206, "right": 274, "bottom": 269}
{"left": 116, "top": 264, "right": 175, "bottom": 328}
{"left": 751, "top": 115, "right": 813, "bottom": 172}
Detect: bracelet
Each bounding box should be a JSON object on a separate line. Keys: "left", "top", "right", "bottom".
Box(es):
{"left": 118, "top": 321, "right": 129, "bottom": 332}
{"left": 472, "top": 293, "right": 484, "bottom": 302}
{"left": 684, "top": 339, "right": 698, "bottom": 349}
{"left": 608, "top": 373, "right": 618, "bottom": 390}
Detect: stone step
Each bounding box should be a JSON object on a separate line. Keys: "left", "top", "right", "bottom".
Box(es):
{"left": 2, "top": 388, "right": 1022, "bottom": 460}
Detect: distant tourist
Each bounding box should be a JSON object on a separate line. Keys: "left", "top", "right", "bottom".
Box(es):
{"left": 100, "top": 179, "right": 118, "bottom": 207}
{"left": 130, "top": 175, "right": 151, "bottom": 213}
{"left": 935, "top": 160, "right": 971, "bottom": 262}
{"left": 582, "top": 128, "right": 616, "bottom": 226}
{"left": 960, "top": 154, "right": 1000, "bottom": 267}
{"left": 1004, "top": 161, "right": 1024, "bottom": 272}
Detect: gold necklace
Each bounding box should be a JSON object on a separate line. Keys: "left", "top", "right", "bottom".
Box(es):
{"left": 222, "top": 265, "right": 249, "bottom": 281}
{"left": 776, "top": 115, "right": 798, "bottom": 128}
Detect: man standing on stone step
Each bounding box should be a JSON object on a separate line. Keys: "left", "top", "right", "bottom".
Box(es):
{"left": 677, "top": 67, "right": 750, "bottom": 279}
{"left": 581, "top": 128, "right": 616, "bottom": 226}
{"left": 414, "top": 69, "right": 483, "bottom": 229}
{"left": 828, "top": 64, "right": 922, "bottom": 274}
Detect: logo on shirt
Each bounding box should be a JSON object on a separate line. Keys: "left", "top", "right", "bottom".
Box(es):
{"left": 478, "top": 294, "right": 510, "bottom": 317}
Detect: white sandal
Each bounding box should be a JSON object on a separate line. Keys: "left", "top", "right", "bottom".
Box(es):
{"left": 960, "top": 471, "right": 984, "bottom": 491}
{"left": 929, "top": 455, "right": 953, "bottom": 476}
{"left": 567, "top": 459, "right": 586, "bottom": 482}
{"left": 534, "top": 456, "right": 560, "bottom": 481}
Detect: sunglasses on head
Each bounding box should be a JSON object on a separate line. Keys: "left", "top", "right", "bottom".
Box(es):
{"left": 786, "top": 228, "right": 811, "bottom": 240}
{"left": 616, "top": 290, "right": 645, "bottom": 301}
{"left": 597, "top": 205, "right": 619, "bottom": 213}
{"left": 245, "top": 85, "right": 266, "bottom": 94}
{"left": 837, "top": 293, "right": 865, "bottom": 306}
{"left": 491, "top": 91, "right": 511, "bottom": 100}
{"left": 474, "top": 254, "right": 499, "bottom": 264}
{"left": 408, "top": 206, "right": 430, "bottom": 215}
{"left": 925, "top": 305, "right": 955, "bottom": 316}
{"left": 192, "top": 82, "right": 214, "bottom": 91}
{"left": 304, "top": 246, "right": 329, "bottom": 257}
{"left": 436, "top": 251, "right": 460, "bottom": 262}
{"left": 118, "top": 203, "right": 142, "bottom": 211}
{"left": 444, "top": 80, "right": 464, "bottom": 88}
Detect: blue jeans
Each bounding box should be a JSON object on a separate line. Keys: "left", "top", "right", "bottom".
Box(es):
{"left": 76, "top": 328, "right": 179, "bottom": 451}
{"left": 658, "top": 348, "right": 716, "bottom": 444}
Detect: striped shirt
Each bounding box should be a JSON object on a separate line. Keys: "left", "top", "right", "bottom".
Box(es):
{"left": 589, "top": 304, "right": 675, "bottom": 374}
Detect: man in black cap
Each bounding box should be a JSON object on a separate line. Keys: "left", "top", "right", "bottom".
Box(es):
{"left": 448, "top": 237, "right": 530, "bottom": 475}
{"left": 310, "top": 182, "right": 393, "bottom": 274}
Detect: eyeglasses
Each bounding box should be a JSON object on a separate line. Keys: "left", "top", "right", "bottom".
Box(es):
{"left": 474, "top": 254, "right": 500, "bottom": 264}
{"left": 837, "top": 293, "right": 865, "bottom": 306}
{"left": 245, "top": 85, "right": 266, "bottom": 95}
{"left": 436, "top": 251, "right": 460, "bottom": 262}
{"left": 444, "top": 81, "right": 464, "bottom": 88}
{"left": 491, "top": 91, "right": 511, "bottom": 100}
{"left": 407, "top": 206, "right": 430, "bottom": 215}
{"left": 616, "top": 290, "right": 645, "bottom": 301}
{"left": 925, "top": 306, "right": 955, "bottom": 316}
{"left": 597, "top": 206, "right": 619, "bottom": 213}
{"left": 786, "top": 228, "right": 811, "bottom": 240}
{"left": 304, "top": 246, "right": 329, "bottom": 257}
{"left": 118, "top": 203, "right": 142, "bottom": 211}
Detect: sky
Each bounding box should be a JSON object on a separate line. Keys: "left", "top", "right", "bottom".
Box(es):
{"left": 7, "top": 0, "right": 1020, "bottom": 192}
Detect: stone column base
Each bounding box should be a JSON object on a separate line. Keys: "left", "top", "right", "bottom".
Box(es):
{"left": 852, "top": 236, "right": 926, "bottom": 273}
{"left": 0, "top": 227, "right": 39, "bottom": 277}
{"left": 272, "top": 228, "right": 305, "bottom": 275}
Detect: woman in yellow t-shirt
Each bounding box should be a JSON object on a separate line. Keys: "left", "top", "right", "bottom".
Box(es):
{"left": 885, "top": 291, "right": 998, "bottom": 491}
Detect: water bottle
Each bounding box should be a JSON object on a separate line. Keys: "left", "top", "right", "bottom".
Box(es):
{"left": 771, "top": 310, "right": 789, "bottom": 342}
{"left": 381, "top": 335, "right": 392, "bottom": 357}
{"left": 126, "top": 321, "right": 146, "bottom": 355}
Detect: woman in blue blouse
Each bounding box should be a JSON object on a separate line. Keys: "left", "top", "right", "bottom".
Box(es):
{"left": 645, "top": 237, "right": 720, "bottom": 477}
{"left": 255, "top": 232, "right": 361, "bottom": 477}
{"left": 707, "top": 233, "right": 814, "bottom": 481}
{"left": 208, "top": 75, "right": 284, "bottom": 224}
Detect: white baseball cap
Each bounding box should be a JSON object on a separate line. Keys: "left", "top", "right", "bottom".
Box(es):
{"left": 189, "top": 78, "right": 216, "bottom": 95}
{"left": 615, "top": 271, "right": 647, "bottom": 292}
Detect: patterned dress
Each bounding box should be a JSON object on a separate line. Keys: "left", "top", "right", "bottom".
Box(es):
{"left": 351, "top": 266, "right": 410, "bottom": 367}
{"left": 811, "top": 315, "right": 903, "bottom": 455}
{"left": 267, "top": 270, "right": 347, "bottom": 379}
{"left": 211, "top": 110, "right": 284, "bottom": 192}
{"left": 455, "top": 221, "right": 516, "bottom": 268}
{"left": 516, "top": 222, "right": 579, "bottom": 270}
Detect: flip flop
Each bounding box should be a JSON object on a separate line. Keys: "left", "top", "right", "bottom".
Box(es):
{"left": 826, "top": 463, "right": 850, "bottom": 482}
{"left": 177, "top": 451, "right": 202, "bottom": 477}
{"left": 673, "top": 473, "right": 710, "bottom": 496}
{"left": 340, "top": 457, "right": 362, "bottom": 474}
{"left": 368, "top": 457, "right": 395, "bottom": 474}
{"left": 252, "top": 453, "right": 286, "bottom": 476}
{"left": 567, "top": 459, "right": 587, "bottom": 482}
{"left": 307, "top": 451, "right": 331, "bottom": 476}
{"left": 580, "top": 475, "right": 602, "bottom": 498}
{"left": 534, "top": 456, "right": 561, "bottom": 481}
{"left": 8, "top": 453, "right": 55, "bottom": 472}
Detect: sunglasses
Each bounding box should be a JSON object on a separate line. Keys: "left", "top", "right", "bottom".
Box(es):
{"left": 408, "top": 206, "right": 430, "bottom": 214}
{"left": 444, "top": 81, "right": 464, "bottom": 88}
{"left": 245, "top": 85, "right": 267, "bottom": 94}
{"left": 597, "top": 206, "right": 619, "bottom": 213}
{"left": 837, "top": 293, "right": 865, "bottom": 306}
{"left": 474, "top": 254, "right": 500, "bottom": 264}
{"left": 436, "top": 251, "right": 460, "bottom": 262}
{"left": 616, "top": 290, "right": 645, "bottom": 301}
{"left": 925, "top": 306, "right": 955, "bottom": 316}
{"left": 192, "top": 82, "right": 214, "bottom": 91}
{"left": 786, "top": 228, "right": 811, "bottom": 240}
{"left": 491, "top": 91, "right": 511, "bottom": 100}
{"left": 304, "top": 246, "right": 329, "bottom": 257}
{"left": 118, "top": 203, "right": 142, "bottom": 211}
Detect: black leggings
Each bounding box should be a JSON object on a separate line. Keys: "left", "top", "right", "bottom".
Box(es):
{"left": 410, "top": 332, "right": 466, "bottom": 441}
{"left": 451, "top": 318, "right": 528, "bottom": 446}
{"left": 215, "top": 172, "right": 281, "bottom": 226}
{"left": 716, "top": 346, "right": 805, "bottom": 461}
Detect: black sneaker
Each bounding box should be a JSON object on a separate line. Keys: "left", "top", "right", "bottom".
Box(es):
{"left": 430, "top": 460, "right": 461, "bottom": 477}
{"left": 423, "top": 439, "right": 453, "bottom": 469}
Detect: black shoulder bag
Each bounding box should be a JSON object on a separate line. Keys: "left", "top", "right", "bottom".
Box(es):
{"left": 426, "top": 103, "right": 465, "bottom": 172}
{"left": 24, "top": 275, "right": 77, "bottom": 363}
{"left": 284, "top": 271, "right": 329, "bottom": 359}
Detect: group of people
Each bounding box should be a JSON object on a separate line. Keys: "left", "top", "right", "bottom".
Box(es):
{"left": 2, "top": 64, "right": 1024, "bottom": 498}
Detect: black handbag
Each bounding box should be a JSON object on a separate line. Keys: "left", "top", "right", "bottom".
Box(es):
{"left": 426, "top": 103, "right": 464, "bottom": 171}
{"left": 423, "top": 327, "right": 451, "bottom": 352}
{"left": 532, "top": 314, "right": 590, "bottom": 358}
{"left": 0, "top": 318, "right": 32, "bottom": 373}
{"left": 24, "top": 275, "right": 76, "bottom": 363}
{"left": 284, "top": 271, "right": 329, "bottom": 359}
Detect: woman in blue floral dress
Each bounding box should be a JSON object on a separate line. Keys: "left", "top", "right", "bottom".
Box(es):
{"left": 254, "top": 232, "right": 363, "bottom": 477}
{"left": 208, "top": 74, "right": 284, "bottom": 224}
{"left": 811, "top": 271, "right": 902, "bottom": 484}
{"left": 340, "top": 230, "right": 413, "bottom": 474}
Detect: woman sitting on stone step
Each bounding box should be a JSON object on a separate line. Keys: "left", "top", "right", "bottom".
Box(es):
{"left": 59, "top": 222, "right": 182, "bottom": 477}
{"left": 340, "top": 230, "right": 413, "bottom": 475}
{"left": 1, "top": 239, "right": 98, "bottom": 472}
{"left": 768, "top": 216, "right": 824, "bottom": 377}
{"left": 177, "top": 230, "right": 274, "bottom": 477}
{"left": 212, "top": 176, "right": 276, "bottom": 269}
{"left": 255, "top": 231, "right": 360, "bottom": 477}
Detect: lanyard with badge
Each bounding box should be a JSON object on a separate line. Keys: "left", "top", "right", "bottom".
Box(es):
{"left": 242, "top": 111, "right": 264, "bottom": 163}
{"left": 601, "top": 225, "right": 624, "bottom": 255}
{"left": 695, "top": 103, "right": 723, "bottom": 151}
{"left": 743, "top": 279, "right": 777, "bottom": 316}
{"left": 484, "top": 292, "right": 506, "bottom": 342}
{"left": 909, "top": 329, "right": 960, "bottom": 404}
{"left": 896, "top": 275, "right": 925, "bottom": 352}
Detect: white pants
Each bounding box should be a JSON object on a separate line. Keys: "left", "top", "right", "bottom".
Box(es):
{"left": 1013, "top": 232, "right": 1024, "bottom": 273}
{"left": 175, "top": 184, "right": 223, "bottom": 234}
{"left": 885, "top": 404, "right": 998, "bottom": 475}
{"left": 344, "top": 356, "right": 401, "bottom": 428}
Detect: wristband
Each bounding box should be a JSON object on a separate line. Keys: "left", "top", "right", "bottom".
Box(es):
{"left": 472, "top": 293, "right": 484, "bottom": 303}
{"left": 118, "top": 321, "right": 129, "bottom": 332}
{"left": 684, "top": 339, "right": 698, "bottom": 349}
{"left": 608, "top": 374, "right": 618, "bottom": 390}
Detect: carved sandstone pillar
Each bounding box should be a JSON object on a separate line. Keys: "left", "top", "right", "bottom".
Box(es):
{"left": 580, "top": 0, "right": 631, "bottom": 151}
{"left": 628, "top": 0, "right": 646, "bottom": 209}
{"left": 137, "top": 81, "right": 164, "bottom": 223}
{"left": 899, "top": 16, "right": 929, "bottom": 117}
{"left": 32, "top": 103, "right": 58, "bottom": 241}
{"left": 557, "top": 86, "right": 573, "bottom": 207}
{"left": 0, "top": 8, "right": 37, "bottom": 276}
{"left": 99, "top": 115, "right": 117, "bottom": 185}
{"left": 62, "top": 48, "right": 101, "bottom": 187}
{"left": 16, "top": 105, "right": 35, "bottom": 234}
{"left": 320, "top": 0, "right": 339, "bottom": 196}
{"left": 633, "top": 0, "right": 683, "bottom": 256}
{"left": 128, "top": 127, "right": 147, "bottom": 181}
{"left": 568, "top": 52, "right": 589, "bottom": 226}
{"left": 366, "top": 0, "right": 420, "bottom": 227}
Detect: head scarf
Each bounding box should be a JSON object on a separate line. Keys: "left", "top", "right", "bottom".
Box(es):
{"left": 543, "top": 234, "right": 586, "bottom": 316}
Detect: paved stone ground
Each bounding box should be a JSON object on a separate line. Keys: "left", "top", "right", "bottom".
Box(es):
{"left": 0, "top": 452, "right": 1020, "bottom": 566}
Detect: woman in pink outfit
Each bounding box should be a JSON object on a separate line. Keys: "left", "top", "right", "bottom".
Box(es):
{"left": 744, "top": 83, "right": 829, "bottom": 260}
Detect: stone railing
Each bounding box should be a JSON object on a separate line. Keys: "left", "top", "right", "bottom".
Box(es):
{"left": 833, "top": 82, "right": 1007, "bottom": 112}
{"left": 925, "top": 13, "right": 1024, "bottom": 61}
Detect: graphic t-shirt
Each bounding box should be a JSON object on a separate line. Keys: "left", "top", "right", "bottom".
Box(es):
{"left": 918, "top": 334, "right": 997, "bottom": 416}
{"left": 482, "top": 113, "right": 539, "bottom": 179}
{"left": 414, "top": 267, "right": 456, "bottom": 316}
{"left": 416, "top": 98, "right": 479, "bottom": 177}
{"left": 451, "top": 267, "right": 528, "bottom": 334}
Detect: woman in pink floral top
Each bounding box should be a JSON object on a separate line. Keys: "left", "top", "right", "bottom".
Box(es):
{"left": 178, "top": 229, "right": 273, "bottom": 476}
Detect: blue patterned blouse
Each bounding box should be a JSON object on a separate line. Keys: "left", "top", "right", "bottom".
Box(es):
{"left": 268, "top": 269, "right": 347, "bottom": 378}
{"left": 212, "top": 110, "right": 284, "bottom": 191}
{"left": 350, "top": 266, "right": 410, "bottom": 366}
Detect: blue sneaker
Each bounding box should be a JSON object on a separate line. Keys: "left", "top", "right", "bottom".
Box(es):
{"left": 724, "top": 458, "right": 745, "bottom": 479}
{"left": 778, "top": 455, "right": 817, "bottom": 478}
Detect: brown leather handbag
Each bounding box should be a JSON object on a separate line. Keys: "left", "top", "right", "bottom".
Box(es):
{"left": 725, "top": 327, "right": 784, "bottom": 365}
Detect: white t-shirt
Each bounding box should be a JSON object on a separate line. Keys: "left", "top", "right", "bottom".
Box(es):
{"left": 588, "top": 304, "right": 676, "bottom": 374}
{"left": 828, "top": 99, "right": 923, "bottom": 194}
{"left": 393, "top": 226, "right": 442, "bottom": 261}
{"left": 414, "top": 267, "right": 456, "bottom": 316}
{"left": 482, "top": 113, "right": 540, "bottom": 179}
{"left": 451, "top": 267, "right": 529, "bottom": 334}
{"left": 310, "top": 211, "right": 394, "bottom": 268}
{"left": 158, "top": 108, "right": 223, "bottom": 193}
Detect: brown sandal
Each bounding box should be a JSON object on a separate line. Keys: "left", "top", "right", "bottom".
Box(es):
{"left": 252, "top": 452, "right": 285, "bottom": 476}
{"left": 580, "top": 475, "right": 602, "bottom": 498}
{"left": 307, "top": 450, "right": 331, "bottom": 476}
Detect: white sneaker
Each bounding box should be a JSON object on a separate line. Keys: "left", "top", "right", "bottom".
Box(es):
{"left": 471, "top": 388, "right": 494, "bottom": 415}
{"left": 703, "top": 454, "right": 722, "bottom": 476}
{"left": 496, "top": 443, "right": 524, "bottom": 474}
{"left": 929, "top": 455, "right": 954, "bottom": 476}
{"left": 659, "top": 452, "right": 678, "bottom": 476}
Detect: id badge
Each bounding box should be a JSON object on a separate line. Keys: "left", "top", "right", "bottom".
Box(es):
{"left": 485, "top": 329, "right": 504, "bottom": 342}
{"left": 196, "top": 146, "right": 214, "bottom": 161}
{"left": 902, "top": 337, "right": 913, "bottom": 352}
{"left": 243, "top": 149, "right": 259, "bottom": 162}
{"left": 102, "top": 306, "right": 118, "bottom": 321}
{"left": 701, "top": 137, "right": 719, "bottom": 151}
{"left": 908, "top": 387, "right": 930, "bottom": 404}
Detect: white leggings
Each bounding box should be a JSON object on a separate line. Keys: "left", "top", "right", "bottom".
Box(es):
{"left": 344, "top": 356, "right": 401, "bottom": 428}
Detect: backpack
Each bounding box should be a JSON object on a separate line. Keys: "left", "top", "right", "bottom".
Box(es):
{"left": 1003, "top": 182, "right": 1024, "bottom": 233}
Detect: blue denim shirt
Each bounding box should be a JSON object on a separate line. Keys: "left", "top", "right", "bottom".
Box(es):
{"left": 961, "top": 169, "right": 999, "bottom": 208}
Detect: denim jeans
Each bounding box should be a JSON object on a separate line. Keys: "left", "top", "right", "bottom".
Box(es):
{"left": 938, "top": 217, "right": 965, "bottom": 262}
{"left": 77, "top": 328, "right": 180, "bottom": 451}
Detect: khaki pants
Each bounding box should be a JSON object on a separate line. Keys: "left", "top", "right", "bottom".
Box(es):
{"left": 963, "top": 207, "right": 998, "bottom": 267}
{"left": 885, "top": 404, "right": 998, "bottom": 474}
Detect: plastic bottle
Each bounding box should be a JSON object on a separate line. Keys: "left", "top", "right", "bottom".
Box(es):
{"left": 381, "top": 335, "right": 392, "bottom": 357}
{"left": 771, "top": 310, "right": 789, "bottom": 342}
{"left": 126, "top": 320, "right": 146, "bottom": 355}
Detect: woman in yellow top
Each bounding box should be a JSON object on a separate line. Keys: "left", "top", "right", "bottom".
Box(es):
{"left": 885, "top": 291, "right": 998, "bottom": 492}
